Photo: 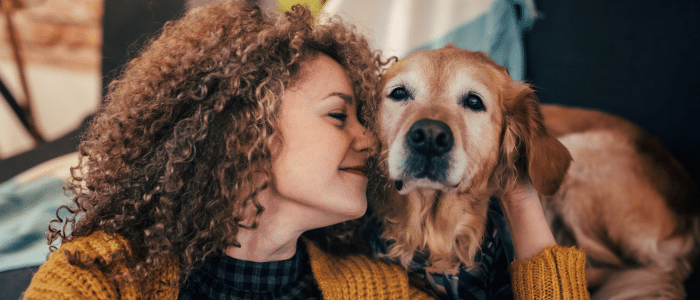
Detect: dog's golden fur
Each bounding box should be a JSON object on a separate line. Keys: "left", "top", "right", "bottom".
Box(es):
{"left": 370, "top": 45, "right": 699, "bottom": 299}
{"left": 541, "top": 105, "right": 700, "bottom": 299}
{"left": 370, "top": 45, "right": 571, "bottom": 270}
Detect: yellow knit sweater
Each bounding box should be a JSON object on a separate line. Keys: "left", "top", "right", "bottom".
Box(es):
{"left": 22, "top": 232, "right": 432, "bottom": 300}
{"left": 22, "top": 232, "right": 588, "bottom": 299}
{"left": 511, "top": 246, "right": 589, "bottom": 300}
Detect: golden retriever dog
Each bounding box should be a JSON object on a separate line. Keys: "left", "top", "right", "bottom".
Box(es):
{"left": 370, "top": 45, "right": 700, "bottom": 299}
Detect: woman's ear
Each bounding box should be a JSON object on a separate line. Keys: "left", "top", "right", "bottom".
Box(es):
{"left": 504, "top": 82, "right": 572, "bottom": 196}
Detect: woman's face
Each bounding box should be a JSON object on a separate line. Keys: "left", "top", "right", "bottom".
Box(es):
{"left": 270, "top": 54, "right": 375, "bottom": 227}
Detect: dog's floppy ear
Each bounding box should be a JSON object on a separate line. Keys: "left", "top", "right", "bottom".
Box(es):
{"left": 503, "top": 82, "right": 572, "bottom": 196}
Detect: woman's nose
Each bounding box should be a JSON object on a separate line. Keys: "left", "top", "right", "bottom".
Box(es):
{"left": 351, "top": 123, "right": 377, "bottom": 154}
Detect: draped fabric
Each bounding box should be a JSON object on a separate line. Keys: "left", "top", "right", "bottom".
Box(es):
{"left": 320, "top": 0, "right": 538, "bottom": 80}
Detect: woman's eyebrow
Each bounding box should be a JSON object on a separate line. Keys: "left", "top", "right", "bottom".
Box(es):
{"left": 326, "top": 92, "right": 354, "bottom": 106}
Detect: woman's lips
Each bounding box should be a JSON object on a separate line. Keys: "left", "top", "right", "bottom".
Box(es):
{"left": 340, "top": 166, "right": 367, "bottom": 177}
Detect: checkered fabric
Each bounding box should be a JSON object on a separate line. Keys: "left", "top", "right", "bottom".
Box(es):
{"left": 179, "top": 242, "right": 322, "bottom": 300}
{"left": 365, "top": 199, "right": 515, "bottom": 300}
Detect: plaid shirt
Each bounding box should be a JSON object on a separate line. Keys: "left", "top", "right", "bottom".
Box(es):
{"left": 179, "top": 242, "right": 322, "bottom": 300}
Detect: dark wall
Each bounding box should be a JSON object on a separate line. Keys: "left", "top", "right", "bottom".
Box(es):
{"left": 524, "top": 0, "right": 700, "bottom": 187}
{"left": 101, "top": 0, "right": 187, "bottom": 96}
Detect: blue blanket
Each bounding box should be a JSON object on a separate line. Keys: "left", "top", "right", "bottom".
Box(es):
{"left": 0, "top": 176, "right": 70, "bottom": 272}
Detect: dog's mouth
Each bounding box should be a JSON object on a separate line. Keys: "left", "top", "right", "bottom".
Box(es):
{"left": 384, "top": 142, "right": 464, "bottom": 194}
{"left": 392, "top": 177, "right": 460, "bottom": 194}
{"left": 339, "top": 166, "right": 367, "bottom": 177}
{"left": 406, "top": 154, "right": 450, "bottom": 180}
{"left": 392, "top": 158, "right": 461, "bottom": 193}
{"left": 390, "top": 146, "right": 465, "bottom": 193}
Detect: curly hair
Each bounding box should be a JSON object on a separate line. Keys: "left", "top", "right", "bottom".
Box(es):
{"left": 49, "top": 0, "right": 387, "bottom": 283}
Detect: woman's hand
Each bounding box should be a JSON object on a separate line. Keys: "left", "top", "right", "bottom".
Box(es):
{"left": 499, "top": 179, "right": 558, "bottom": 261}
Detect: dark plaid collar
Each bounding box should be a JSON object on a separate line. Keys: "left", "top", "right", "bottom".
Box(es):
{"left": 203, "top": 248, "right": 303, "bottom": 291}
{"left": 179, "top": 241, "right": 322, "bottom": 299}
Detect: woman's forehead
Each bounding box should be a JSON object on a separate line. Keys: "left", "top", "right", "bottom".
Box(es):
{"left": 295, "top": 54, "right": 355, "bottom": 98}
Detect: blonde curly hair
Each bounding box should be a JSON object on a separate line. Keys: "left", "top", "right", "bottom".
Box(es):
{"left": 50, "top": 0, "right": 387, "bottom": 283}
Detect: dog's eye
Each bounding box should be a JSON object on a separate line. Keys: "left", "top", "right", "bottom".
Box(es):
{"left": 462, "top": 94, "right": 485, "bottom": 111}
{"left": 388, "top": 87, "right": 411, "bottom": 101}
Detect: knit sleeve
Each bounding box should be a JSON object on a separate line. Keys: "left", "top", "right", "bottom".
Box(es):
{"left": 22, "top": 241, "right": 120, "bottom": 299}
{"left": 408, "top": 285, "right": 438, "bottom": 300}
{"left": 509, "top": 246, "right": 589, "bottom": 300}
{"left": 22, "top": 232, "right": 179, "bottom": 300}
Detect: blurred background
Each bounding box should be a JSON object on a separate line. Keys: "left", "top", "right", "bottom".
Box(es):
{"left": 0, "top": 0, "right": 100, "bottom": 163}
{"left": 1, "top": 0, "right": 698, "bottom": 299}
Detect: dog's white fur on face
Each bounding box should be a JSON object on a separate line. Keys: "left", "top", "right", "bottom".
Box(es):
{"left": 371, "top": 45, "right": 700, "bottom": 299}
{"left": 379, "top": 52, "right": 502, "bottom": 194}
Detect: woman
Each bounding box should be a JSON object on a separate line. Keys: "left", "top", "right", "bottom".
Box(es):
{"left": 23, "top": 1, "right": 433, "bottom": 299}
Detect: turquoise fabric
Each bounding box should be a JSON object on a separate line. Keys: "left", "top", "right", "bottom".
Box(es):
{"left": 411, "top": 0, "right": 538, "bottom": 81}
{"left": 0, "top": 176, "right": 70, "bottom": 272}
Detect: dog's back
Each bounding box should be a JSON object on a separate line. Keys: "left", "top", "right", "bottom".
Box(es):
{"left": 540, "top": 104, "right": 700, "bottom": 299}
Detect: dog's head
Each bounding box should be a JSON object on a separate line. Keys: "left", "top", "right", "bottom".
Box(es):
{"left": 377, "top": 45, "right": 571, "bottom": 198}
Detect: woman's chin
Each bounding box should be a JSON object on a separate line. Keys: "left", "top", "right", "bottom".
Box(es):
{"left": 319, "top": 197, "right": 367, "bottom": 225}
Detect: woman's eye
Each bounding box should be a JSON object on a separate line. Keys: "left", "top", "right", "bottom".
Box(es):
{"left": 462, "top": 93, "right": 485, "bottom": 112}
{"left": 329, "top": 112, "right": 348, "bottom": 122}
{"left": 388, "top": 86, "right": 411, "bottom": 101}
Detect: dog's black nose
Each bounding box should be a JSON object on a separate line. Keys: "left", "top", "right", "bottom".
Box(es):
{"left": 406, "top": 119, "right": 453, "bottom": 156}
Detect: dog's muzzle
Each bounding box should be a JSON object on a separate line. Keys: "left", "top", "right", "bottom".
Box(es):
{"left": 402, "top": 118, "right": 454, "bottom": 182}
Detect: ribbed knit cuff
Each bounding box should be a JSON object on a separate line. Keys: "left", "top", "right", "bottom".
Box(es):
{"left": 510, "top": 246, "right": 589, "bottom": 300}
